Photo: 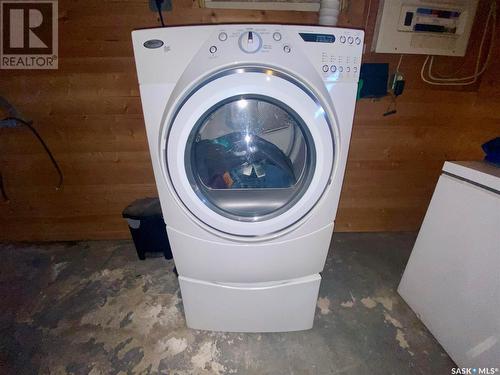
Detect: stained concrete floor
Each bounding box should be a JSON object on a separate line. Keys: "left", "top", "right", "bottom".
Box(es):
{"left": 0, "top": 233, "right": 455, "bottom": 375}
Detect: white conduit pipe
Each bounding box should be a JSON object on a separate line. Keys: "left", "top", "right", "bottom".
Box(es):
{"left": 319, "top": 0, "right": 340, "bottom": 26}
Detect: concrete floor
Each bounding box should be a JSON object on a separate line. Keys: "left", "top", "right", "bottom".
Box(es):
{"left": 0, "top": 233, "right": 455, "bottom": 374}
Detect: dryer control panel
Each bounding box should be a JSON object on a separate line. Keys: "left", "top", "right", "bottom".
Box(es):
{"left": 205, "top": 27, "right": 295, "bottom": 57}
{"left": 132, "top": 25, "right": 364, "bottom": 86}
{"left": 203, "top": 25, "right": 364, "bottom": 84}
{"left": 310, "top": 29, "right": 364, "bottom": 83}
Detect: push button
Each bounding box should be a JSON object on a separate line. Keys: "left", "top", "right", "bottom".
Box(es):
{"left": 348, "top": 36, "right": 354, "bottom": 44}
{"left": 209, "top": 45, "right": 217, "bottom": 53}
{"left": 322, "top": 64, "right": 329, "bottom": 72}
{"left": 330, "top": 65, "right": 337, "bottom": 72}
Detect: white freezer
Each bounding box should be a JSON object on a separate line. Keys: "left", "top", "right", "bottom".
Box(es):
{"left": 398, "top": 161, "right": 500, "bottom": 368}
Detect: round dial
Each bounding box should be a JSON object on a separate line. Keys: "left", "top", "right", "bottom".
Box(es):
{"left": 238, "top": 31, "right": 262, "bottom": 54}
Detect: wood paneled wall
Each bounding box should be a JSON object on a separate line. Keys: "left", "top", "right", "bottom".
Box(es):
{"left": 0, "top": 0, "right": 498, "bottom": 241}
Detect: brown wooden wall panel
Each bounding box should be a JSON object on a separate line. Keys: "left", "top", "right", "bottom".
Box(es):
{"left": 0, "top": 0, "right": 499, "bottom": 241}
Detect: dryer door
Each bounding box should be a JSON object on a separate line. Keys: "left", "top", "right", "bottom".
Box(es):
{"left": 165, "top": 69, "right": 334, "bottom": 237}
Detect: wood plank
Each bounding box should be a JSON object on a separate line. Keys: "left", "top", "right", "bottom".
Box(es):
{"left": 0, "top": 0, "right": 498, "bottom": 241}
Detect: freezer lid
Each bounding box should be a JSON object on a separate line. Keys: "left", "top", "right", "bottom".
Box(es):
{"left": 443, "top": 161, "right": 500, "bottom": 193}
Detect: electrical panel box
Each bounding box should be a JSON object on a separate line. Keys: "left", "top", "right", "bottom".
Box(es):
{"left": 372, "top": 0, "right": 479, "bottom": 56}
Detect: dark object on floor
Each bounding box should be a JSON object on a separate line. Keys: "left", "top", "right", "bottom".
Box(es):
{"left": 359, "top": 63, "right": 389, "bottom": 98}
{"left": 122, "top": 197, "right": 172, "bottom": 260}
{"left": 482, "top": 137, "right": 500, "bottom": 166}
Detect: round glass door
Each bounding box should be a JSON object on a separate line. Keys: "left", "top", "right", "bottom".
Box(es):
{"left": 165, "top": 69, "right": 334, "bottom": 237}
{"left": 186, "top": 95, "right": 315, "bottom": 221}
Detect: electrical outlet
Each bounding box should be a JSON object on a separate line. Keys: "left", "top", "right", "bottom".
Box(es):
{"left": 391, "top": 73, "right": 404, "bottom": 91}
{"left": 391, "top": 73, "right": 405, "bottom": 96}
{"left": 149, "top": 0, "right": 172, "bottom": 12}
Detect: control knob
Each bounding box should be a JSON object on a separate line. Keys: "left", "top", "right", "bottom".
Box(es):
{"left": 238, "top": 31, "right": 262, "bottom": 53}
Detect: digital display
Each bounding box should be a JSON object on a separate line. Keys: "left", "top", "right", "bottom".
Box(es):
{"left": 299, "top": 33, "right": 335, "bottom": 43}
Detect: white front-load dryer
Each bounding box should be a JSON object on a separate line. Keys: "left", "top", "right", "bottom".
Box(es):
{"left": 132, "top": 24, "right": 363, "bottom": 332}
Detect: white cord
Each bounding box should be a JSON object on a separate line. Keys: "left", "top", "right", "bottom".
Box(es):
{"left": 396, "top": 54, "right": 403, "bottom": 72}
{"left": 428, "top": 3, "right": 494, "bottom": 81}
{"left": 421, "top": 57, "right": 477, "bottom": 85}
{"left": 421, "top": 0, "right": 496, "bottom": 86}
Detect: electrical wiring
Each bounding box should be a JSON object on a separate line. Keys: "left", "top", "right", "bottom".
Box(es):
{"left": 364, "top": 0, "right": 372, "bottom": 31}
{"left": 155, "top": 0, "right": 165, "bottom": 27}
{"left": 422, "top": 0, "right": 496, "bottom": 85}
{"left": 383, "top": 93, "right": 397, "bottom": 116}
{"left": 396, "top": 54, "right": 403, "bottom": 72}
{"left": 0, "top": 172, "right": 8, "bottom": 202}
{"left": 421, "top": 57, "right": 481, "bottom": 86}
{"left": 428, "top": 2, "right": 495, "bottom": 81}
{"left": 421, "top": 0, "right": 496, "bottom": 86}
{"left": 1, "top": 116, "right": 63, "bottom": 190}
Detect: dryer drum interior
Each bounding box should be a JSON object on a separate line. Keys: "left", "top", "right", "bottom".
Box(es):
{"left": 184, "top": 94, "right": 317, "bottom": 222}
